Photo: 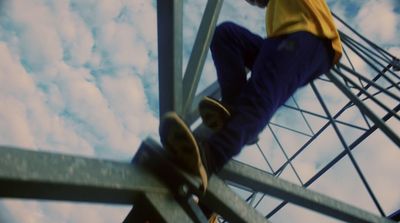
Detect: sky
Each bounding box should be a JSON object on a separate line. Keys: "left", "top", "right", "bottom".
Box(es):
{"left": 0, "top": 0, "right": 399, "bottom": 222}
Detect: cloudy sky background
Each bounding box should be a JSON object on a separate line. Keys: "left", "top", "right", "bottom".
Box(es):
{"left": 0, "top": 0, "right": 399, "bottom": 222}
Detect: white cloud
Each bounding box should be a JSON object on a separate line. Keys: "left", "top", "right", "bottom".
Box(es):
{"left": 99, "top": 72, "right": 157, "bottom": 134}
{"left": 2, "top": 200, "right": 131, "bottom": 223}
{"left": 5, "top": 0, "right": 63, "bottom": 71}
{"left": 355, "top": 0, "right": 398, "bottom": 44}
{"left": 53, "top": 2, "right": 94, "bottom": 67}
{"left": 97, "top": 21, "right": 149, "bottom": 70}
{"left": 0, "top": 0, "right": 159, "bottom": 221}
{"left": 0, "top": 0, "right": 399, "bottom": 222}
{"left": 389, "top": 47, "right": 400, "bottom": 58}
{"left": 0, "top": 41, "right": 95, "bottom": 155}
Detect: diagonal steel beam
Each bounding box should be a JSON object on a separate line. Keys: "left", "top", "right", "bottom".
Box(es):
{"left": 326, "top": 71, "right": 400, "bottom": 147}
{"left": 182, "top": 0, "right": 224, "bottom": 116}
{"left": 0, "top": 146, "right": 167, "bottom": 204}
{"left": 136, "top": 138, "right": 269, "bottom": 223}
{"left": 202, "top": 175, "right": 271, "bottom": 223}
{"left": 267, "top": 104, "right": 400, "bottom": 218}
{"left": 219, "top": 160, "right": 395, "bottom": 223}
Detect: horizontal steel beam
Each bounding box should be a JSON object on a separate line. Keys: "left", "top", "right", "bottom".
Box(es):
{"left": 219, "top": 160, "right": 395, "bottom": 223}
{"left": 0, "top": 146, "right": 167, "bottom": 204}
{"left": 2, "top": 139, "right": 393, "bottom": 223}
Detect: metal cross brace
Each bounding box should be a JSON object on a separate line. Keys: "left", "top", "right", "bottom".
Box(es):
{"left": 129, "top": 138, "right": 269, "bottom": 223}
{"left": 127, "top": 138, "right": 395, "bottom": 223}
{"left": 0, "top": 145, "right": 199, "bottom": 223}
{"left": 0, "top": 138, "right": 395, "bottom": 223}
{"left": 219, "top": 161, "right": 395, "bottom": 223}
{"left": 130, "top": 136, "right": 392, "bottom": 222}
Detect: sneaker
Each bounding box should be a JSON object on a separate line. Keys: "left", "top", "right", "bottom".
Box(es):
{"left": 159, "top": 112, "right": 208, "bottom": 191}
{"left": 199, "top": 96, "right": 259, "bottom": 145}
{"left": 199, "top": 96, "right": 231, "bottom": 131}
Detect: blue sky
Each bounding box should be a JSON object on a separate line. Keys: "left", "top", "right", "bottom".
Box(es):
{"left": 0, "top": 0, "right": 399, "bottom": 222}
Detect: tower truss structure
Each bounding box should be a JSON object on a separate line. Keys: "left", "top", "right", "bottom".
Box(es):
{"left": 0, "top": 0, "right": 399, "bottom": 222}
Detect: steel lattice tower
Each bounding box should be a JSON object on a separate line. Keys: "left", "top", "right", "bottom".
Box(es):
{"left": 0, "top": 1, "right": 399, "bottom": 222}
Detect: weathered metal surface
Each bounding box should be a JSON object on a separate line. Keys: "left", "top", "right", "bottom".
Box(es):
{"left": 123, "top": 192, "right": 196, "bottom": 223}
{"left": 327, "top": 70, "right": 400, "bottom": 147}
{"left": 157, "top": 0, "right": 183, "bottom": 116}
{"left": 0, "top": 146, "right": 167, "bottom": 203}
{"left": 219, "top": 160, "right": 395, "bottom": 223}
{"left": 182, "top": 0, "right": 224, "bottom": 115}
{"left": 137, "top": 138, "right": 269, "bottom": 223}
{"left": 202, "top": 175, "right": 271, "bottom": 223}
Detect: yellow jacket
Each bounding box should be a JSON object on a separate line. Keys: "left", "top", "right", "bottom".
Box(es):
{"left": 266, "top": 0, "right": 342, "bottom": 64}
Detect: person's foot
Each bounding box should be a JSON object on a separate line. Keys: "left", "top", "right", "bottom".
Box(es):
{"left": 199, "top": 96, "right": 231, "bottom": 131}
{"left": 199, "top": 96, "right": 259, "bottom": 145}
{"left": 159, "top": 112, "right": 208, "bottom": 191}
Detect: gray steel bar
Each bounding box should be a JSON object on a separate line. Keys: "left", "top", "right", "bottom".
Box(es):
{"left": 269, "top": 122, "right": 313, "bottom": 137}
{"left": 326, "top": 71, "right": 400, "bottom": 147}
{"left": 361, "top": 83, "right": 400, "bottom": 104}
{"left": 311, "top": 82, "right": 386, "bottom": 216}
{"left": 182, "top": 0, "right": 224, "bottom": 116}
{"left": 202, "top": 175, "right": 270, "bottom": 223}
{"left": 292, "top": 96, "right": 315, "bottom": 135}
{"left": 0, "top": 146, "right": 167, "bottom": 203}
{"left": 341, "top": 35, "right": 400, "bottom": 92}
{"left": 332, "top": 13, "right": 395, "bottom": 60}
{"left": 267, "top": 104, "right": 400, "bottom": 218}
{"left": 336, "top": 70, "right": 400, "bottom": 121}
{"left": 339, "top": 31, "right": 391, "bottom": 64}
{"left": 268, "top": 125, "right": 304, "bottom": 185}
{"left": 282, "top": 105, "right": 369, "bottom": 131}
{"left": 157, "top": 0, "right": 183, "bottom": 116}
{"left": 219, "top": 161, "right": 395, "bottom": 223}
{"left": 140, "top": 192, "right": 195, "bottom": 223}
{"left": 255, "top": 143, "right": 275, "bottom": 174}
{"left": 336, "top": 63, "right": 400, "bottom": 102}
{"left": 137, "top": 138, "right": 269, "bottom": 223}
{"left": 336, "top": 62, "right": 395, "bottom": 130}
{"left": 123, "top": 192, "right": 195, "bottom": 223}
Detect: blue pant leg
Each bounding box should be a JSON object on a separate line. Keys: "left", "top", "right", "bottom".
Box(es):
{"left": 207, "top": 32, "right": 334, "bottom": 170}
{"left": 210, "top": 22, "right": 264, "bottom": 106}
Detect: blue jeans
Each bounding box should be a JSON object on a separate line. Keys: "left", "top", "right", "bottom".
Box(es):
{"left": 206, "top": 22, "right": 333, "bottom": 171}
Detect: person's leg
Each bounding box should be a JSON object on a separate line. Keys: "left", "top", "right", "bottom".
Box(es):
{"left": 210, "top": 22, "right": 264, "bottom": 106}
{"left": 206, "top": 32, "right": 334, "bottom": 172}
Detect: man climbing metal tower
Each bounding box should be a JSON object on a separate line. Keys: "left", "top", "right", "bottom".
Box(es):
{"left": 159, "top": 0, "right": 343, "bottom": 201}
